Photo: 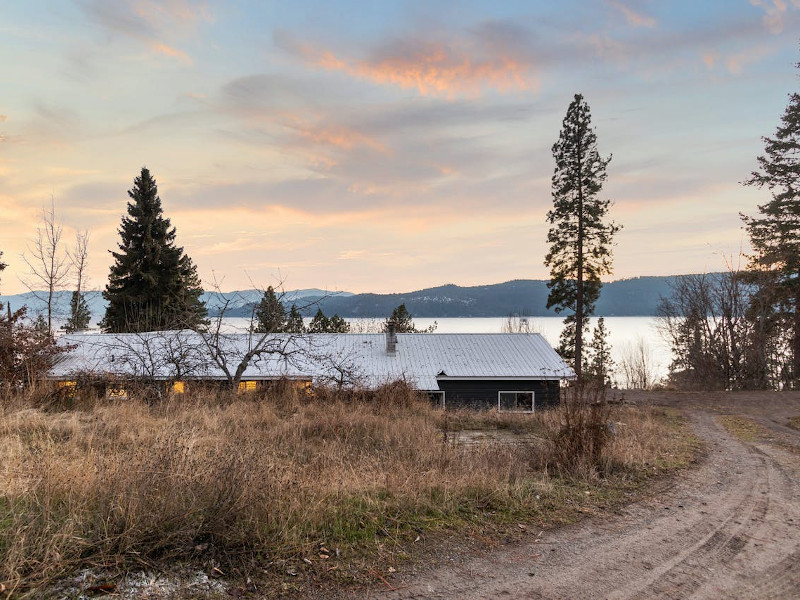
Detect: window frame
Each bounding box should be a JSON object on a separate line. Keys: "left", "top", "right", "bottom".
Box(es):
{"left": 497, "top": 390, "right": 535, "bottom": 412}
{"left": 427, "top": 390, "right": 446, "bottom": 409}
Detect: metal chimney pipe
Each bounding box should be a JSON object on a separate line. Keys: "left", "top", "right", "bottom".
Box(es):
{"left": 386, "top": 321, "right": 397, "bottom": 356}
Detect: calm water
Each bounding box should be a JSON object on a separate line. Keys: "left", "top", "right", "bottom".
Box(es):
{"left": 222, "top": 315, "right": 672, "bottom": 382}
{"left": 415, "top": 316, "right": 671, "bottom": 381}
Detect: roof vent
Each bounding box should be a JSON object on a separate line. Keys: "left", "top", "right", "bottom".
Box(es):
{"left": 386, "top": 321, "right": 397, "bottom": 356}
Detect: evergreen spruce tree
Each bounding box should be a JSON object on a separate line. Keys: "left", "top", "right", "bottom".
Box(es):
{"left": 285, "top": 304, "right": 305, "bottom": 333}
{"left": 387, "top": 303, "right": 415, "bottom": 332}
{"left": 327, "top": 313, "right": 350, "bottom": 333}
{"left": 545, "top": 94, "right": 620, "bottom": 380}
{"left": 254, "top": 286, "right": 286, "bottom": 333}
{"left": 63, "top": 291, "right": 91, "bottom": 333}
{"left": 101, "top": 168, "right": 206, "bottom": 332}
{"left": 308, "top": 308, "right": 330, "bottom": 333}
{"left": 585, "top": 317, "right": 614, "bottom": 387}
{"left": 307, "top": 308, "right": 349, "bottom": 333}
{"left": 742, "top": 65, "right": 800, "bottom": 387}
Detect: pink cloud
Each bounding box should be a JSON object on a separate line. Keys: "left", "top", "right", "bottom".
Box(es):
{"left": 750, "top": 0, "right": 800, "bottom": 34}
{"left": 149, "top": 41, "right": 193, "bottom": 64}
{"left": 607, "top": 1, "right": 657, "bottom": 28}
{"left": 132, "top": 0, "right": 213, "bottom": 27}
{"left": 725, "top": 44, "right": 775, "bottom": 74}
{"left": 82, "top": 0, "right": 210, "bottom": 65}
{"left": 286, "top": 36, "right": 535, "bottom": 98}
{"left": 281, "top": 116, "right": 387, "bottom": 153}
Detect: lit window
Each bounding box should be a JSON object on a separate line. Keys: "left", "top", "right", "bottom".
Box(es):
{"left": 238, "top": 380, "right": 257, "bottom": 393}
{"left": 291, "top": 379, "right": 313, "bottom": 394}
{"left": 172, "top": 381, "right": 186, "bottom": 394}
{"left": 498, "top": 391, "right": 534, "bottom": 412}
{"left": 107, "top": 387, "right": 128, "bottom": 400}
{"left": 58, "top": 380, "right": 77, "bottom": 398}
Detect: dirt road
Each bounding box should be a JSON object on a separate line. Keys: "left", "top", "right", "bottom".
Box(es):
{"left": 361, "top": 396, "right": 800, "bottom": 599}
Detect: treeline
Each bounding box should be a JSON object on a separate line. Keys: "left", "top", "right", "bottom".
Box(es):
{"left": 0, "top": 275, "right": 687, "bottom": 320}
{"left": 659, "top": 75, "right": 800, "bottom": 391}
{"left": 252, "top": 286, "right": 349, "bottom": 333}
{"left": 299, "top": 277, "right": 676, "bottom": 319}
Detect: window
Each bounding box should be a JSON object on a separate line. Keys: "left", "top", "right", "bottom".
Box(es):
{"left": 290, "top": 379, "right": 313, "bottom": 395}
{"left": 172, "top": 381, "right": 186, "bottom": 394}
{"left": 58, "top": 380, "right": 77, "bottom": 398}
{"left": 427, "top": 391, "right": 446, "bottom": 409}
{"left": 238, "top": 380, "right": 258, "bottom": 393}
{"left": 498, "top": 391, "right": 534, "bottom": 412}
{"left": 107, "top": 386, "right": 129, "bottom": 400}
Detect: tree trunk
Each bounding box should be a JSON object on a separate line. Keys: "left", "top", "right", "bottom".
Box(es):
{"left": 575, "top": 140, "right": 584, "bottom": 381}
{"left": 794, "top": 293, "right": 800, "bottom": 389}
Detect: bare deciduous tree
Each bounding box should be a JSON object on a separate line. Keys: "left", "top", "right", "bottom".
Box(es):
{"left": 64, "top": 230, "right": 91, "bottom": 332}
{"left": 617, "top": 337, "right": 657, "bottom": 390}
{"left": 501, "top": 314, "right": 536, "bottom": 334}
{"left": 656, "top": 260, "right": 769, "bottom": 390}
{"left": 70, "top": 230, "right": 89, "bottom": 296}
{"left": 22, "top": 199, "right": 71, "bottom": 334}
{"left": 196, "top": 278, "right": 312, "bottom": 390}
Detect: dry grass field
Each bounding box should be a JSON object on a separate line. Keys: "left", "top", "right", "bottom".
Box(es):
{"left": 0, "top": 383, "right": 696, "bottom": 597}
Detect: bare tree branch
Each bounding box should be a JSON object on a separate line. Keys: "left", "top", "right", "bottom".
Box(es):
{"left": 21, "top": 198, "right": 71, "bottom": 334}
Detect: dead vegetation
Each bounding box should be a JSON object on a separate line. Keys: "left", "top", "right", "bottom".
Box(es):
{"left": 0, "top": 382, "right": 694, "bottom": 596}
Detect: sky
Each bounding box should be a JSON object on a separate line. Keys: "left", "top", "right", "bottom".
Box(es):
{"left": 0, "top": 0, "right": 799, "bottom": 295}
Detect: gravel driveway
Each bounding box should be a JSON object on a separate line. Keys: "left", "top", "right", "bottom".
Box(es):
{"left": 358, "top": 393, "right": 800, "bottom": 599}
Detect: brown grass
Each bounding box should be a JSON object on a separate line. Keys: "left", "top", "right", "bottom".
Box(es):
{"left": 0, "top": 382, "right": 694, "bottom": 594}
{"left": 718, "top": 415, "right": 768, "bottom": 442}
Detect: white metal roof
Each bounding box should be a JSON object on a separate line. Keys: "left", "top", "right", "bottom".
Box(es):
{"left": 51, "top": 332, "right": 575, "bottom": 390}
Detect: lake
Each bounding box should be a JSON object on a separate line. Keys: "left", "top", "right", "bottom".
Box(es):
{"left": 220, "top": 315, "right": 672, "bottom": 383}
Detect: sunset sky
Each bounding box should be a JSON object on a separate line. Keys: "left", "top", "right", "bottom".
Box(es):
{"left": 1, "top": 0, "right": 799, "bottom": 295}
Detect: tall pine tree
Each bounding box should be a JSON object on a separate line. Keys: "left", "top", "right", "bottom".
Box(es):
{"left": 63, "top": 291, "right": 91, "bottom": 333}
{"left": 308, "top": 308, "right": 331, "bottom": 333}
{"left": 101, "top": 168, "right": 206, "bottom": 332}
{"left": 545, "top": 94, "right": 620, "bottom": 380}
{"left": 585, "top": 317, "right": 614, "bottom": 387}
{"left": 285, "top": 304, "right": 305, "bottom": 333}
{"left": 254, "top": 286, "right": 286, "bottom": 333}
{"left": 0, "top": 251, "right": 6, "bottom": 311}
{"left": 742, "top": 63, "right": 800, "bottom": 388}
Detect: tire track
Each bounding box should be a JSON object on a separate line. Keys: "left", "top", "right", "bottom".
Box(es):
{"left": 354, "top": 410, "right": 800, "bottom": 600}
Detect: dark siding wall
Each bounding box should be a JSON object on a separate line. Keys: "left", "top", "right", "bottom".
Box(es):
{"left": 436, "top": 379, "right": 560, "bottom": 410}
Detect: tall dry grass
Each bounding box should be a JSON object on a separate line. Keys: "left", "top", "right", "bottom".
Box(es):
{"left": 0, "top": 382, "right": 691, "bottom": 592}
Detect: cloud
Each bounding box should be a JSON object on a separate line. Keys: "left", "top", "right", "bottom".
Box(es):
{"left": 276, "top": 24, "right": 537, "bottom": 98}
{"left": 23, "top": 103, "right": 84, "bottom": 144}
{"left": 750, "top": 0, "right": 800, "bottom": 34}
{"left": 280, "top": 116, "right": 387, "bottom": 153}
{"left": 79, "top": 0, "right": 210, "bottom": 64}
{"left": 566, "top": 9, "right": 784, "bottom": 75}
{"left": 606, "top": 1, "right": 656, "bottom": 28}
{"left": 725, "top": 44, "right": 776, "bottom": 74}
{"left": 149, "top": 41, "right": 192, "bottom": 64}
{"left": 131, "top": 0, "right": 213, "bottom": 27}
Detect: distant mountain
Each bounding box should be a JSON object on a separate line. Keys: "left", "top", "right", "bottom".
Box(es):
{"left": 0, "top": 290, "right": 107, "bottom": 323}
{"left": 306, "top": 276, "right": 680, "bottom": 318}
{"left": 0, "top": 276, "right": 693, "bottom": 322}
{"left": 0, "top": 288, "right": 352, "bottom": 324}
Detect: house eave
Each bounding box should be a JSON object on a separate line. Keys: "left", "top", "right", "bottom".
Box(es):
{"left": 436, "top": 375, "right": 574, "bottom": 382}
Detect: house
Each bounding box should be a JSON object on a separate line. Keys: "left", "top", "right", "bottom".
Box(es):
{"left": 51, "top": 329, "right": 574, "bottom": 411}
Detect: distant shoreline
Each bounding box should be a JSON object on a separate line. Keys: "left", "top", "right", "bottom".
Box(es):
{"left": 0, "top": 274, "right": 713, "bottom": 319}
